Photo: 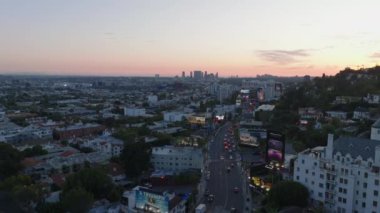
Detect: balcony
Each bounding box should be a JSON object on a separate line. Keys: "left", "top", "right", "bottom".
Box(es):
{"left": 324, "top": 197, "right": 335, "bottom": 205}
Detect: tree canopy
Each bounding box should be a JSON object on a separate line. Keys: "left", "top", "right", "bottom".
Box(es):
{"left": 120, "top": 142, "right": 151, "bottom": 178}
{"left": 62, "top": 168, "right": 115, "bottom": 200}
{"left": 266, "top": 181, "right": 309, "bottom": 209}
{"left": 0, "top": 143, "right": 23, "bottom": 179}
{"left": 61, "top": 188, "right": 94, "bottom": 213}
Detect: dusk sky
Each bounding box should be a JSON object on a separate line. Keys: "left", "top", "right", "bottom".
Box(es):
{"left": 1, "top": 0, "right": 380, "bottom": 77}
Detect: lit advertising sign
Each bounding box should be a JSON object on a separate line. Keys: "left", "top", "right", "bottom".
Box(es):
{"left": 266, "top": 131, "right": 285, "bottom": 164}
{"left": 257, "top": 88, "right": 265, "bottom": 102}
{"left": 188, "top": 116, "right": 206, "bottom": 125}
{"left": 240, "top": 89, "right": 250, "bottom": 94}
{"left": 215, "top": 115, "right": 224, "bottom": 120}
{"left": 135, "top": 189, "right": 169, "bottom": 213}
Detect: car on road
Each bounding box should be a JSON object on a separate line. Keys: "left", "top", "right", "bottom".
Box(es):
{"left": 233, "top": 187, "right": 239, "bottom": 193}
{"left": 230, "top": 163, "right": 234, "bottom": 167}
{"left": 230, "top": 207, "right": 237, "bottom": 212}
{"left": 227, "top": 166, "right": 231, "bottom": 173}
{"left": 229, "top": 155, "right": 233, "bottom": 160}
{"left": 207, "top": 194, "right": 214, "bottom": 203}
{"left": 220, "top": 155, "right": 224, "bottom": 160}
{"left": 204, "top": 189, "right": 210, "bottom": 197}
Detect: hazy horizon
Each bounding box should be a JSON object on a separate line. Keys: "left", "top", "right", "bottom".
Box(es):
{"left": 1, "top": 0, "right": 380, "bottom": 77}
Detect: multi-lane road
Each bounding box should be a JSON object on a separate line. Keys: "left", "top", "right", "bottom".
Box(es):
{"left": 201, "top": 122, "right": 248, "bottom": 213}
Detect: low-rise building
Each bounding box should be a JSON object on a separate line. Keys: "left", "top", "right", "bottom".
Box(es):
{"left": 326, "top": 111, "right": 348, "bottom": 120}
{"left": 53, "top": 123, "right": 105, "bottom": 140}
{"left": 82, "top": 135, "right": 124, "bottom": 157}
{"left": 124, "top": 107, "right": 146, "bottom": 117}
{"left": 298, "top": 107, "right": 323, "bottom": 120}
{"left": 365, "top": 93, "right": 380, "bottom": 104}
{"left": 163, "top": 111, "right": 186, "bottom": 122}
{"left": 353, "top": 107, "right": 370, "bottom": 120}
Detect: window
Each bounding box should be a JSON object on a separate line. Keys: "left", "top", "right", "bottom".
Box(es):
{"left": 320, "top": 174, "right": 324, "bottom": 179}
{"left": 306, "top": 169, "right": 309, "bottom": 174}
{"left": 362, "top": 202, "right": 366, "bottom": 208}
{"left": 375, "top": 179, "right": 379, "bottom": 185}
{"left": 311, "top": 181, "right": 314, "bottom": 185}
{"left": 319, "top": 183, "right": 324, "bottom": 188}
{"left": 297, "top": 167, "right": 300, "bottom": 171}
{"left": 339, "top": 187, "right": 342, "bottom": 193}
{"left": 374, "top": 201, "right": 378, "bottom": 207}
{"left": 365, "top": 172, "right": 368, "bottom": 178}
{"left": 363, "top": 192, "right": 366, "bottom": 198}
{"left": 374, "top": 190, "right": 378, "bottom": 196}
{"left": 343, "top": 188, "right": 347, "bottom": 194}
{"left": 363, "top": 182, "right": 367, "bottom": 188}
{"left": 302, "top": 159, "right": 305, "bottom": 164}
{"left": 344, "top": 179, "right": 348, "bottom": 184}
{"left": 318, "top": 192, "right": 323, "bottom": 198}
{"left": 343, "top": 198, "right": 346, "bottom": 204}
{"left": 312, "top": 172, "right": 315, "bottom": 176}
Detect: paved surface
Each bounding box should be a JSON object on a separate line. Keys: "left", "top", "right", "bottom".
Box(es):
{"left": 198, "top": 122, "right": 251, "bottom": 213}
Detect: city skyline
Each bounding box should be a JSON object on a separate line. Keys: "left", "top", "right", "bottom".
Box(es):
{"left": 1, "top": 0, "right": 380, "bottom": 77}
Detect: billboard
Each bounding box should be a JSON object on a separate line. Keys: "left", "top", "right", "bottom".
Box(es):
{"left": 266, "top": 131, "right": 285, "bottom": 164}
{"left": 188, "top": 116, "right": 206, "bottom": 125}
{"left": 135, "top": 189, "right": 169, "bottom": 213}
{"left": 257, "top": 88, "right": 265, "bottom": 102}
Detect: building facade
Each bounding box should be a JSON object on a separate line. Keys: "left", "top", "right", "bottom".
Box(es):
{"left": 151, "top": 145, "right": 204, "bottom": 173}
{"left": 124, "top": 107, "right": 146, "bottom": 117}
{"left": 294, "top": 133, "right": 380, "bottom": 213}
{"left": 124, "top": 186, "right": 187, "bottom": 213}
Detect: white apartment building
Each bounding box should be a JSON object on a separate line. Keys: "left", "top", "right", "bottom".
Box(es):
{"left": 82, "top": 136, "right": 124, "bottom": 157}
{"left": 151, "top": 146, "right": 204, "bottom": 173}
{"left": 124, "top": 107, "right": 146, "bottom": 117}
{"left": 294, "top": 133, "right": 380, "bottom": 213}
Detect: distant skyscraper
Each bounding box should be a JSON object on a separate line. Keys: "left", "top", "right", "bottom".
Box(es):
{"left": 205, "top": 71, "right": 208, "bottom": 79}
{"left": 155, "top": 74, "right": 160, "bottom": 78}
{"left": 190, "top": 71, "right": 193, "bottom": 78}
{"left": 193, "top": 70, "right": 203, "bottom": 80}
{"left": 216, "top": 72, "right": 218, "bottom": 78}
{"left": 182, "top": 71, "right": 185, "bottom": 78}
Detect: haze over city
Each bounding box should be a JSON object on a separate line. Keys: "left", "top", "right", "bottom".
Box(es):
{"left": 1, "top": 0, "right": 380, "bottom": 77}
